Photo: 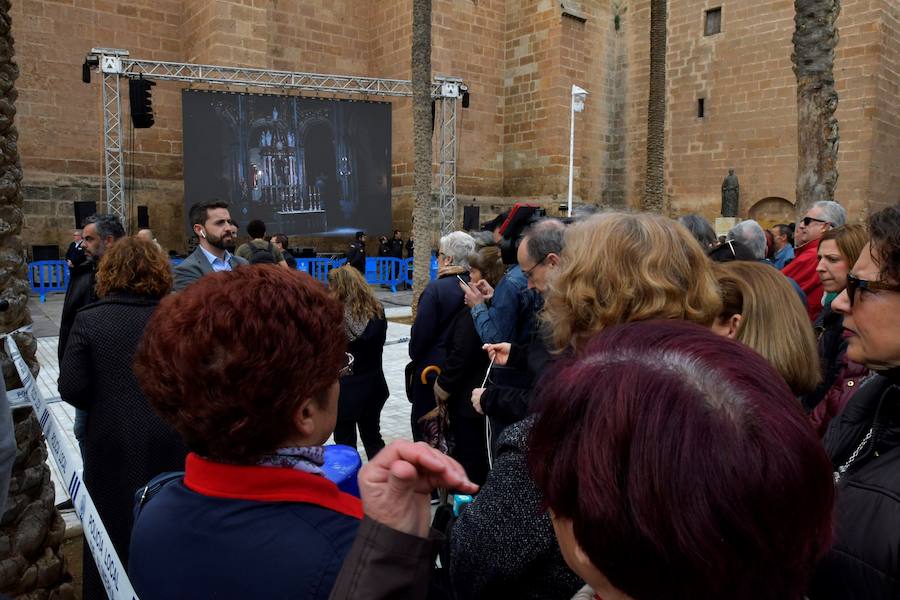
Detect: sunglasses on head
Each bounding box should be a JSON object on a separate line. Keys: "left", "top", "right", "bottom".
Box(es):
{"left": 801, "top": 216, "right": 831, "bottom": 227}
{"left": 846, "top": 273, "right": 900, "bottom": 306}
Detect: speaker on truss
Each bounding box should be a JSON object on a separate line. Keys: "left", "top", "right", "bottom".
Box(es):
{"left": 137, "top": 205, "right": 150, "bottom": 229}
{"left": 73, "top": 201, "right": 97, "bottom": 229}
{"left": 129, "top": 76, "right": 156, "bottom": 129}
{"left": 463, "top": 204, "right": 480, "bottom": 231}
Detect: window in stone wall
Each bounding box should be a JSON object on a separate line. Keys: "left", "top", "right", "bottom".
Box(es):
{"left": 705, "top": 8, "right": 722, "bottom": 36}
{"left": 698, "top": 98, "right": 706, "bottom": 118}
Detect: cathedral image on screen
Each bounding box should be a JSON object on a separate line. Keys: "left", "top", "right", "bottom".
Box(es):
{"left": 182, "top": 90, "right": 392, "bottom": 237}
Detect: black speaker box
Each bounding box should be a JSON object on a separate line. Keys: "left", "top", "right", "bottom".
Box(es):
{"left": 73, "top": 201, "right": 97, "bottom": 229}
{"left": 463, "top": 205, "right": 480, "bottom": 231}
{"left": 137, "top": 205, "right": 150, "bottom": 229}
{"left": 32, "top": 245, "right": 60, "bottom": 261}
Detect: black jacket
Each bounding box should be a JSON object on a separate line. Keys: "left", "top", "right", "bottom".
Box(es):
{"left": 435, "top": 308, "right": 491, "bottom": 485}
{"left": 480, "top": 324, "right": 552, "bottom": 439}
{"left": 348, "top": 242, "right": 366, "bottom": 273}
{"left": 58, "top": 294, "right": 188, "bottom": 599}
{"left": 58, "top": 260, "right": 96, "bottom": 363}
{"left": 809, "top": 368, "right": 900, "bottom": 599}
{"left": 339, "top": 317, "right": 390, "bottom": 419}
{"left": 802, "top": 306, "right": 847, "bottom": 412}
{"left": 388, "top": 238, "right": 404, "bottom": 259}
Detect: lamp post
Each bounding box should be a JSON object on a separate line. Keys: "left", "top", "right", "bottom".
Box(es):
{"left": 567, "top": 85, "right": 588, "bottom": 218}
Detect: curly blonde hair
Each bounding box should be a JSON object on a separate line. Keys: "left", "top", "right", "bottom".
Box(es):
{"left": 543, "top": 212, "right": 722, "bottom": 353}
{"left": 95, "top": 236, "right": 172, "bottom": 298}
{"left": 327, "top": 265, "right": 384, "bottom": 321}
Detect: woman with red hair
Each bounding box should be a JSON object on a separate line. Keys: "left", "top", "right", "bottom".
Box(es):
{"left": 530, "top": 320, "right": 834, "bottom": 600}
{"left": 128, "top": 266, "right": 360, "bottom": 600}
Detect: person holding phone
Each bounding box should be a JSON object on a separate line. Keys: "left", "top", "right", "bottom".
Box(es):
{"left": 408, "top": 232, "right": 476, "bottom": 444}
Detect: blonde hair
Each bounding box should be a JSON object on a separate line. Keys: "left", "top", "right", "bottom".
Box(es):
{"left": 713, "top": 261, "right": 821, "bottom": 395}
{"left": 327, "top": 265, "right": 384, "bottom": 321}
{"left": 543, "top": 212, "right": 722, "bottom": 352}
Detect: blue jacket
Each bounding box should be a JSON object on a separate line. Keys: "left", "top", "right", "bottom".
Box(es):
{"left": 129, "top": 453, "right": 361, "bottom": 600}
{"left": 471, "top": 265, "right": 534, "bottom": 345}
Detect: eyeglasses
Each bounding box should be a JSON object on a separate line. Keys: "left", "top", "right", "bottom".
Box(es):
{"left": 846, "top": 273, "right": 900, "bottom": 306}
{"left": 339, "top": 353, "right": 354, "bottom": 378}
{"left": 801, "top": 216, "right": 831, "bottom": 227}
{"left": 522, "top": 255, "right": 547, "bottom": 281}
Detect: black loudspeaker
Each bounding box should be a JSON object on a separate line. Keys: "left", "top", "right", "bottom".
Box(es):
{"left": 73, "top": 201, "right": 97, "bottom": 229}
{"left": 129, "top": 77, "right": 156, "bottom": 129}
{"left": 462, "top": 90, "right": 470, "bottom": 108}
{"left": 32, "top": 245, "right": 60, "bottom": 261}
{"left": 137, "top": 205, "right": 150, "bottom": 229}
{"left": 463, "top": 205, "right": 480, "bottom": 231}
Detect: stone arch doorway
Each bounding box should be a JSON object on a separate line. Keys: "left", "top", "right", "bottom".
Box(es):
{"left": 749, "top": 197, "right": 795, "bottom": 229}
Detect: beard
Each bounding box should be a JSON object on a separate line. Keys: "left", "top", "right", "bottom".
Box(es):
{"left": 206, "top": 230, "right": 235, "bottom": 251}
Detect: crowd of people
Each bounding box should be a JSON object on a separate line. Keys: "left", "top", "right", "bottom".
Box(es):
{"left": 50, "top": 198, "right": 900, "bottom": 600}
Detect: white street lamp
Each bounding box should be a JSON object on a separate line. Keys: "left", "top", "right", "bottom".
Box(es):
{"left": 567, "top": 84, "right": 588, "bottom": 218}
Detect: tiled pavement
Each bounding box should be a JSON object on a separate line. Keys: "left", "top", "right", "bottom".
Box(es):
{"left": 26, "top": 288, "right": 417, "bottom": 509}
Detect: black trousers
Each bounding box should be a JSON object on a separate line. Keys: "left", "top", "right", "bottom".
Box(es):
{"left": 334, "top": 394, "right": 388, "bottom": 460}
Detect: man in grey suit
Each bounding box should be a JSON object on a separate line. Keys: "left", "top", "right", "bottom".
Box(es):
{"left": 174, "top": 200, "right": 249, "bottom": 292}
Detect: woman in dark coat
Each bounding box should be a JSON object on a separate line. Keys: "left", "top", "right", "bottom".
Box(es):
{"left": 58, "top": 237, "right": 187, "bottom": 600}
{"left": 408, "top": 231, "right": 476, "bottom": 442}
{"left": 433, "top": 245, "right": 505, "bottom": 486}
{"left": 328, "top": 265, "right": 389, "bottom": 459}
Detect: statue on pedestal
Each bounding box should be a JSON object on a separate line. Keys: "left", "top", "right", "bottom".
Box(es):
{"left": 721, "top": 169, "right": 740, "bottom": 217}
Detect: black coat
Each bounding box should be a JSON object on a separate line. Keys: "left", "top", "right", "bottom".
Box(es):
{"left": 480, "top": 323, "right": 553, "bottom": 444}
{"left": 809, "top": 368, "right": 900, "bottom": 599}
{"left": 58, "top": 261, "right": 96, "bottom": 363}
{"left": 435, "top": 308, "right": 490, "bottom": 485}
{"left": 802, "top": 306, "right": 848, "bottom": 412}
{"left": 348, "top": 242, "right": 366, "bottom": 273}
{"left": 409, "top": 274, "right": 468, "bottom": 439}
{"left": 58, "top": 294, "right": 188, "bottom": 599}
{"left": 388, "top": 238, "right": 404, "bottom": 259}
{"left": 339, "top": 318, "right": 389, "bottom": 422}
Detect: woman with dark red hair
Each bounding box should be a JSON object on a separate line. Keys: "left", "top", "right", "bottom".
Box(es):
{"left": 128, "top": 266, "right": 360, "bottom": 600}
{"left": 530, "top": 320, "right": 835, "bottom": 600}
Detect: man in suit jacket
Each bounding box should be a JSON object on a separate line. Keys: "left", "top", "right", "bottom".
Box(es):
{"left": 174, "top": 201, "right": 248, "bottom": 292}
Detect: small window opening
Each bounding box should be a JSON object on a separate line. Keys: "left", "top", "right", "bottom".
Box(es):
{"left": 705, "top": 8, "right": 722, "bottom": 36}
{"left": 698, "top": 98, "right": 706, "bottom": 118}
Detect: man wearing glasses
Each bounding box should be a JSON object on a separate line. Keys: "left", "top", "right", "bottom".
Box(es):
{"left": 783, "top": 200, "right": 847, "bottom": 321}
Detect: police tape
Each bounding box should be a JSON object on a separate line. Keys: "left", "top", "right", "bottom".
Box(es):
{"left": 3, "top": 335, "right": 140, "bottom": 600}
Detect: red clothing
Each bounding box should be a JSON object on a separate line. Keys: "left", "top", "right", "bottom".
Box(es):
{"left": 782, "top": 238, "right": 823, "bottom": 321}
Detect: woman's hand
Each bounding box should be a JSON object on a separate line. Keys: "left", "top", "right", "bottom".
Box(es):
{"left": 471, "top": 388, "right": 485, "bottom": 415}
{"left": 357, "top": 441, "right": 478, "bottom": 538}
{"left": 482, "top": 343, "right": 511, "bottom": 366}
{"left": 460, "top": 280, "right": 486, "bottom": 308}
{"left": 473, "top": 280, "right": 494, "bottom": 301}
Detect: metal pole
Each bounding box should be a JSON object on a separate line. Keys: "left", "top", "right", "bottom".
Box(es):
{"left": 567, "top": 93, "right": 576, "bottom": 218}
{"left": 101, "top": 71, "right": 127, "bottom": 230}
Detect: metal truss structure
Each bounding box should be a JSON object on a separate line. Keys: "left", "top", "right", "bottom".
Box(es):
{"left": 86, "top": 47, "right": 462, "bottom": 234}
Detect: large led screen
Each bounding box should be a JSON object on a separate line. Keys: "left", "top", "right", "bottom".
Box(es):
{"left": 182, "top": 90, "right": 392, "bottom": 237}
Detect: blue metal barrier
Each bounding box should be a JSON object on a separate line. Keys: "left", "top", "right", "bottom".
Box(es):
{"left": 366, "top": 257, "right": 404, "bottom": 292}
{"left": 29, "top": 260, "right": 69, "bottom": 302}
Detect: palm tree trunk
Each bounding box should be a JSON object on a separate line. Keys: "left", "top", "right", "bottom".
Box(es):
{"left": 792, "top": 0, "right": 840, "bottom": 213}
{"left": 0, "top": 2, "right": 74, "bottom": 596}
{"left": 642, "top": 0, "right": 667, "bottom": 213}
{"left": 411, "top": 0, "right": 433, "bottom": 315}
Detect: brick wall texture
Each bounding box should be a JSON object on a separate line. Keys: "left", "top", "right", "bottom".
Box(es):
{"left": 9, "top": 0, "right": 900, "bottom": 255}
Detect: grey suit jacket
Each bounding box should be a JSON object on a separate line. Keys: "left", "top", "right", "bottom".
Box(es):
{"left": 173, "top": 247, "right": 248, "bottom": 292}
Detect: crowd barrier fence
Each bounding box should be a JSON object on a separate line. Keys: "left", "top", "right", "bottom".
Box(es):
{"left": 3, "top": 335, "right": 140, "bottom": 600}
{"left": 28, "top": 255, "right": 440, "bottom": 300}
